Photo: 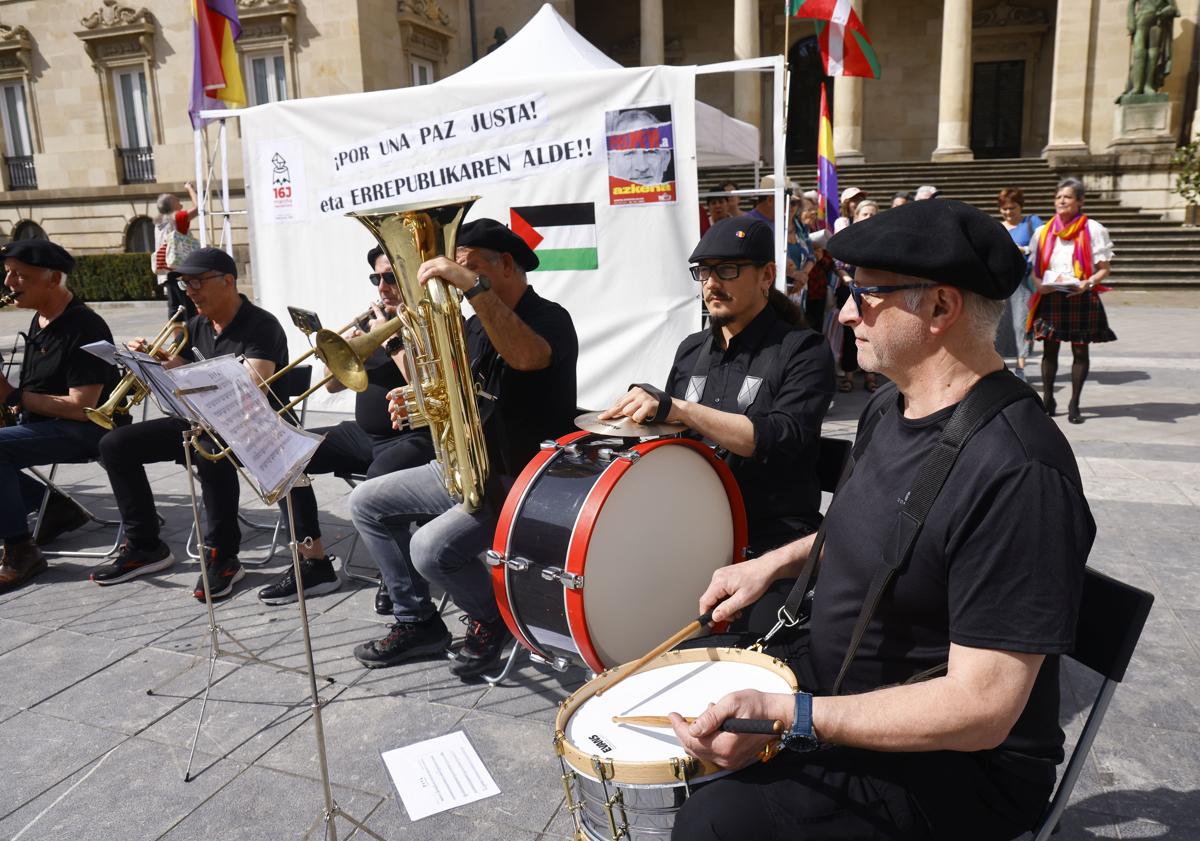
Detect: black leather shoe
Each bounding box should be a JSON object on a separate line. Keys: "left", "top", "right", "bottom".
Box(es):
{"left": 1068, "top": 405, "right": 1083, "bottom": 424}
{"left": 34, "top": 494, "right": 88, "bottom": 546}
{"left": 374, "top": 581, "right": 393, "bottom": 615}
{"left": 1044, "top": 396, "right": 1057, "bottom": 417}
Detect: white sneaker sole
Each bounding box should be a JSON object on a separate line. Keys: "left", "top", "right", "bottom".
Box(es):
{"left": 92, "top": 552, "right": 176, "bottom": 586}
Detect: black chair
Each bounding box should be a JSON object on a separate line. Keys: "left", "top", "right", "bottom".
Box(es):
{"left": 1031, "top": 567, "right": 1154, "bottom": 840}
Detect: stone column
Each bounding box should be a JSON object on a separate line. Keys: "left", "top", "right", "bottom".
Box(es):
{"left": 831, "top": 0, "right": 866, "bottom": 164}
{"left": 1044, "top": 0, "right": 1094, "bottom": 163}
{"left": 931, "top": 0, "right": 974, "bottom": 161}
{"left": 733, "top": 0, "right": 761, "bottom": 130}
{"left": 640, "top": 0, "right": 664, "bottom": 67}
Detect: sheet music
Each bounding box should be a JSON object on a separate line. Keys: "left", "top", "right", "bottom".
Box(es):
{"left": 107, "top": 348, "right": 192, "bottom": 420}
{"left": 81, "top": 340, "right": 118, "bottom": 365}
{"left": 166, "top": 355, "right": 322, "bottom": 503}
{"left": 1039, "top": 270, "right": 1083, "bottom": 292}
{"left": 381, "top": 731, "right": 500, "bottom": 821}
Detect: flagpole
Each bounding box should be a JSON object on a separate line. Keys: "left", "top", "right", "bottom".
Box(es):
{"left": 193, "top": 126, "right": 207, "bottom": 247}
{"left": 219, "top": 117, "right": 232, "bottom": 255}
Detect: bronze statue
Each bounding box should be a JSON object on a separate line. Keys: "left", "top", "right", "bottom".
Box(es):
{"left": 1118, "top": 0, "right": 1180, "bottom": 102}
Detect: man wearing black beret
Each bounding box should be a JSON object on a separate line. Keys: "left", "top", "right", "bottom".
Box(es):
{"left": 600, "top": 216, "right": 835, "bottom": 554}
{"left": 0, "top": 239, "right": 120, "bottom": 591}
{"left": 349, "top": 217, "right": 578, "bottom": 679}
{"left": 668, "top": 200, "right": 1095, "bottom": 841}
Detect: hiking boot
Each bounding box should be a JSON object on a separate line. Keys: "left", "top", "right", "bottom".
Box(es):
{"left": 353, "top": 615, "right": 451, "bottom": 669}
{"left": 374, "top": 580, "right": 393, "bottom": 616}
{"left": 0, "top": 540, "right": 48, "bottom": 593}
{"left": 33, "top": 494, "right": 89, "bottom": 546}
{"left": 257, "top": 554, "right": 341, "bottom": 605}
{"left": 448, "top": 615, "right": 513, "bottom": 679}
{"left": 193, "top": 549, "right": 245, "bottom": 602}
{"left": 91, "top": 541, "right": 174, "bottom": 586}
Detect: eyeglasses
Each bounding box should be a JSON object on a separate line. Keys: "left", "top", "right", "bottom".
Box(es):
{"left": 689, "top": 262, "right": 763, "bottom": 282}
{"left": 369, "top": 271, "right": 397, "bottom": 286}
{"left": 845, "top": 280, "right": 931, "bottom": 310}
{"left": 175, "top": 272, "right": 223, "bottom": 291}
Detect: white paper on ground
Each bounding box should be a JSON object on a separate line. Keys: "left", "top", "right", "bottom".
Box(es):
{"left": 381, "top": 730, "right": 500, "bottom": 821}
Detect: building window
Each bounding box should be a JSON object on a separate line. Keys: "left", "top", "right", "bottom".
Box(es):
{"left": 0, "top": 81, "right": 35, "bottom": 189}
{"left": 12, "top": 219, "right": 46, "bottom": 241}
{"left": 113, "top": 69, "right": 151, "bottom": 149}
{"left": 125, "top": 216, "right": 154, "bottom": 252}
{"left": 411, "top": 58, "right": 435, "bottom": 86}
{"left": 247, "top": 52, "right": 289, "bottom": 105}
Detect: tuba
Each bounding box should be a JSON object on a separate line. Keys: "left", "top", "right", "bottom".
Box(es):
{"left": 319, "top": 197, "right": 489, "bottom": 511}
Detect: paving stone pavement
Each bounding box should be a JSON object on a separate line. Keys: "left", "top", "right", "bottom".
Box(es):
{"left": 0, "top": 293, "right": 1196, "bottom": 840}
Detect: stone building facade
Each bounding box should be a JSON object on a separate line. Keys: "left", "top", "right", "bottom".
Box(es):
{"left": 0, "top": 0, "right": 1192, "bottom": 259}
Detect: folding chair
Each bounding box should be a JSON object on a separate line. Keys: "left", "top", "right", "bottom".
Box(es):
{"left": 1031, "top": 567, "right": 1154, "bottom": 840}
{"left": 27, "top": 463, "right": 126, "bottom": 558}
{"left": 185, "top": 364, "right": 312, "bottom": 566}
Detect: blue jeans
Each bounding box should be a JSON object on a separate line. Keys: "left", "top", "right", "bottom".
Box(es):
{"left": 1009, "top": 283, "right": 1035, "bottom": 360}
{"left": 349, "top": 461, "right": 499, "bottom": 624}
{"left": 0, "top": 419, "right": 107, "bottom": 540}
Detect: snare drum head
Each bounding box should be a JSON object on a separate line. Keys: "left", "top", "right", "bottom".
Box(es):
{"left": 563, "top": 652, "right": 795, "bottom": 783}
{"left": 581, "top": 442, "right": 735, "bottom": 666}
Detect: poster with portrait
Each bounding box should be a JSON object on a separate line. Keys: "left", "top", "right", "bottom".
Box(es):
{"left": 605, "top": 104, "right": 676, "bottom": 206}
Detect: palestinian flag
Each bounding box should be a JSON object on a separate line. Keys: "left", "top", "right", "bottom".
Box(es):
{"left": 790, "top": 0, "right": 881, "bottom": 79}
{"left": 510, "top": 203, "right": 598, "bottom": 271}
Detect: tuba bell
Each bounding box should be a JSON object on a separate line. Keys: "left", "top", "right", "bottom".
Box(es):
{"left": 322, "top": 197, "right": 490, "bottom": 511}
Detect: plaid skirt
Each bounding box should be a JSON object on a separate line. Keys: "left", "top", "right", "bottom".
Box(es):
{"left": 1033, "top": 290, "right": 1117, "bottom": 344}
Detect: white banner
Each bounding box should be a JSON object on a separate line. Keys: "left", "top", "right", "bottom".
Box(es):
{"left": 240, "top": 66, "right": 700, "bottom": 413}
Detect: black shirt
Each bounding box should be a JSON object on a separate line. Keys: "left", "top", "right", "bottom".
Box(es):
{"left": 665, "top": 306, "right": 835, "bottom": 551}
{"left": 181, "top": 294, "right": 288, "bottom": 371}
{"left": 467, "top": 286, "right": 578, "bottom": 480}
{"left": 811, "top": 389, "right": 1093, "bottom": 786}
{"left": 355, "top": 347, "right": 406, "bottom": 437}
{"left": 20, "top": 296, "right": 118, "bottom": 422}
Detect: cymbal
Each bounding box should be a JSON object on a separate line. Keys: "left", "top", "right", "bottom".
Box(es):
{"left": 574, "top": 410, "right": 686, "bottom": 438}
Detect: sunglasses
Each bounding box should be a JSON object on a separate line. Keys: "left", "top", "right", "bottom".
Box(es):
{"left": 845, "top": 280, "right": 931, "bottom": 310}
{"left": 689, "top": 262, "right": 764, "bottom": 282}
{"left": 369, "top": 271, "right": 398, "bottom": 286}
{"left": 175, "top": 272, "right": 224, "bottom": 291}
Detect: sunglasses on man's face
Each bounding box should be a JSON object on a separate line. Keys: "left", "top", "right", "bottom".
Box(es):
{"left": 845, "top": 280, "right": 930, "bottom": 310}
{"left": 369, "top": 271, "right": 398, "bottom": 287}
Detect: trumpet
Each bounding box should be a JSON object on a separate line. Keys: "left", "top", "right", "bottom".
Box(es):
{"left": 85, "top": 306, "right": 189, "bottom": 429}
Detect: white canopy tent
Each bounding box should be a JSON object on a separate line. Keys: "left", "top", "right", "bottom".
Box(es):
{"left": 451, "top": 4, "right": 760, "bottom": 168}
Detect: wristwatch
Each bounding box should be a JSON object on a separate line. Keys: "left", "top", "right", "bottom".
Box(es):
{"left": 464, "top": 274, "right": 492, "bottom": 301}
{"left": 781, "top": 692, "right": 820, "bottom": 753}
{"left": 383, "top": 336, "right": 403, "bottom": 355}
{"left": 4, "top": 386, "right": 23, "bottom": 409}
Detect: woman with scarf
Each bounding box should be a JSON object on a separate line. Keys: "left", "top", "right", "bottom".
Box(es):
{"left": 1029, "top": 178, "right": 1116, "bottom": 424}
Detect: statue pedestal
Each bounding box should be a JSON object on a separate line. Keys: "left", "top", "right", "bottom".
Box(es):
{"left": 1110, "top": 99, "right": 1174, "bottom": 162}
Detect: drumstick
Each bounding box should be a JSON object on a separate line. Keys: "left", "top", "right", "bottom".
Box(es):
{"left": 595, "top": 611, "right": 713, "bottom": 697}
{"left": 612, "top": 715, "right": 783, "bottom": 735}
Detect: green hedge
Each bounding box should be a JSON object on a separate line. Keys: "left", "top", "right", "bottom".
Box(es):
{"left": 70, "top": 253, "right": 163, "bottom": 303}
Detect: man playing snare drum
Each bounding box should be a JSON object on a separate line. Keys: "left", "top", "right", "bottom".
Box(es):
{"left": 601, "top": 216, "right": 835, "bottom": 555}
{"left": 669, "top": 201, "right": 1094, "bottom": 840}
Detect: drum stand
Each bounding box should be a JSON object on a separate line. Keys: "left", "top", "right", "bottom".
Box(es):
{"left": 172, "top": 426, "right": 336, "bottom": 783}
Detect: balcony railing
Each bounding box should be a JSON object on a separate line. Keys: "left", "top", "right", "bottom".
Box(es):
{"left": 4, "top": 155, "right": 36, "bottom": 190}
{"left": 117, "top": 146, "right": 155, "bottom": 184}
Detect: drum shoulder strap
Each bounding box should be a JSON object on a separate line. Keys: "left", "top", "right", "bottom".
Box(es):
{"left": 830, "top": 369, "right": 1036, "bottom": 695}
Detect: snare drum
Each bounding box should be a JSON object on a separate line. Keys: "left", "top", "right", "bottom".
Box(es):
{"left": 554, "top": 647, "right": 798, "bottom": 840}
{"left": 489, "top": 432, "right": 748, "bottom": 672}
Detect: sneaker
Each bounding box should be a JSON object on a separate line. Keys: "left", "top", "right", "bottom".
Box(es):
{"left": 33, "top": 494, "right": 89, "bottom": 546}
{"left": 353, "top": 615, "right": 452, "bottom": 669}
{"left": 193, "top": 549, "right": 245, "bottom": 602}
{"left": 91, "top": 541, "right": 175, "bottom": 586}
{"left": 257, "top": 554, "right": 341, "bottom": 605}
{"left": 449, "top": 615, "right": 513, "bottom": 678}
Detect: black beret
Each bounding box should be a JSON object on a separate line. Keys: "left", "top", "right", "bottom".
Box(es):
{"left": 689, "top": 216, "right": 773, "bottom": 263}
{"left": 166, "top": 246, "right": 238, "bottom": 281}
{"left": 367, "top": 246, "right": 385, "bottom": 268}
{"left": 457, "top": 218, "right": 539, "bottom": 271}
{"left": 826, "top": 199, "right": 1025, "bottom": 299}
{"left": 0, "top": 239, "right": 75, "bottom": 274}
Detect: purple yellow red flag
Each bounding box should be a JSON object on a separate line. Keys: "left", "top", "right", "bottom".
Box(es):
{"left": 817, "top": 82, "right": 839, "bottom": 233}
{"left": 790, "top": 0, "right": 881, "bottom": 79}
{"left": 190, "top": 0, "right": 246, "bottom": 129}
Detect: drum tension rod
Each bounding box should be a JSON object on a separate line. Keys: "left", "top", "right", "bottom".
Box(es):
{"left": 541, "top": 566, "right": 584, "bottom": 589}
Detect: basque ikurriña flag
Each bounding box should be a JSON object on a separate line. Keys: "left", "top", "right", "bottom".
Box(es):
{"left": 790, "top": 0, "right": 881, "bottom": 79}
{"left": 510, "top": 204, "right": 598, "bottom": 271}
{"left": 817, "top": 83, "right": 839, "bottom": 232}
{"left": 190, "top": 0, "right": 246, "bottom": 129}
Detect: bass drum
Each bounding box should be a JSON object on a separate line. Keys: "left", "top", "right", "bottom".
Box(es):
{"left": 489, "top": 431, "right": 747, "bottom": 673}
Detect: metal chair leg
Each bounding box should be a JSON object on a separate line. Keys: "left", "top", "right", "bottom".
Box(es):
{"left": 482, "top": 643, "right": 526, "bottom": 686}
{"left": 27, "top": 465, "right": 125, "bottom": 559}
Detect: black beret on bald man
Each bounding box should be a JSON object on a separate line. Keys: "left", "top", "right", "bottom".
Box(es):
{"left": 827, "top": 199, "right": 1026, "bottom": 299}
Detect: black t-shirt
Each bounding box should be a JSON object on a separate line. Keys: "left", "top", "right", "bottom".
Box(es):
{"left": 181, "top": 294, "right": 288, "bottom": 370}
{"left": 466, "top": 286, "right": 578, "bottom": 479}
{"left": 20, "top": 296, "right": 118, "bottom": 422}
{"left": 810, "top": 389, "right": 1093, "bottom": 785}
{"left": 666, "top": 306, "right": 835, "bottom": 551}
{"left": 354, "top": 347, "right": 406, "bottom": 437}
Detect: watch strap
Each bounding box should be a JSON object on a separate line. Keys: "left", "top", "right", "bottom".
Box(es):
{"left": 782, "top": 692, "right": 818, "bottom": 752}
{"left": 464, "top": 274, "right": 491, "bottom": 300}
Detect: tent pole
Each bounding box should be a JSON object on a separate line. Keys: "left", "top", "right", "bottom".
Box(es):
{"left": 772, "top": 56, "right": 786, "bottom": 292}
{"left": 193, "top": 126, "right": 207, "bottom": 247}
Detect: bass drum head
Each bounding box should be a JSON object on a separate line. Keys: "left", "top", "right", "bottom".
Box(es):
{"left": 581, "top": 442, "right": 735, "bottom": 667}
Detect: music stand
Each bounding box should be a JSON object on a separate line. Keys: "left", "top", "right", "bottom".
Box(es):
{"left": 164, "top": 356, "right": 388, "bottom": 840}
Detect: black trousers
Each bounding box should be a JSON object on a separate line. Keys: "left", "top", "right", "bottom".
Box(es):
{"left": 284, "top": 421, "right": 434, "bottom": 541}
{"left": 100, "top": 417, "right": 242, "bottom": 555}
